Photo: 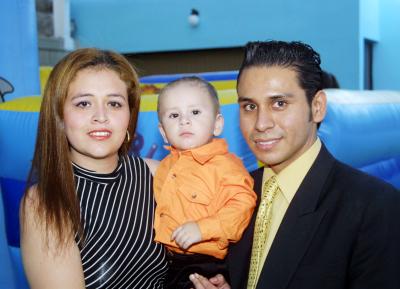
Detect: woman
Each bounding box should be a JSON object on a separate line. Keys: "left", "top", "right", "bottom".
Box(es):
{"left": 20, "top": 48, "right": 168, "bottom": 289}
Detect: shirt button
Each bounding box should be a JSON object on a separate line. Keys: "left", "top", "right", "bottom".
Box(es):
{"left": 191, "top": 193, "right": 197, "bottom": 199}
{"left": 171, "top": 173, "right": 176, "bottom": 179}
{"left": 160, "top": 213, "right": 164, "bottom": 217}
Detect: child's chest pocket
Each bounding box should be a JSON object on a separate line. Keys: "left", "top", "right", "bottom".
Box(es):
{"left": 178, "top": 182, "right": 212, "bottom": 206}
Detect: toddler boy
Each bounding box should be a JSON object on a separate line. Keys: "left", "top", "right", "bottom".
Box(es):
{"left": 154, "top": 76, "right": 256, "bottom": 288}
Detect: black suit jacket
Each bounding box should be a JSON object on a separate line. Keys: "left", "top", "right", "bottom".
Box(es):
{"left": 228, "top": 145, "right": 400, "bottom": 289}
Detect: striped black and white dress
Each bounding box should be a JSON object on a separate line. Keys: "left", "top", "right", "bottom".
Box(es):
{"left": 73, "top": 155, "right": 168, "bottom": 289}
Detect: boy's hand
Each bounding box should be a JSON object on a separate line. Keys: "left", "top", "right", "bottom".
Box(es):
{"left": 171, "top": 221, "right": 202, "bottom": 249}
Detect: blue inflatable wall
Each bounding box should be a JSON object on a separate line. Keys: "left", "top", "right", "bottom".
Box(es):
{"left": 319, "top": 89, "right": 400, "bottom": 187}
{"left": 1, "top": 72, "right": 399, "bottom": 287}
{"left": 0, "top": 0, "right": 40, "bottom": 101}
{"left": 0, "top": 0, "right": 40, "bottom": 287}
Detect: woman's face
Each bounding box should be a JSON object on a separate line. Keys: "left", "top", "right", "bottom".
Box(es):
{"left": 63, "top": 68, "right": 130, "bottom": 173}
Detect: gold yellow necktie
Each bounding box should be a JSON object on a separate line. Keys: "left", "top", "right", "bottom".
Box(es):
{"left": 247, "top": 175, "right": 279, "bottom": 289}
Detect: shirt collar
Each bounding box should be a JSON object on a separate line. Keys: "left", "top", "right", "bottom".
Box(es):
{"left": 165, "top": 138, "right": 228, "bottom": 164}
{"left": 263, "top": 138, "right": 321, "bottom": 203}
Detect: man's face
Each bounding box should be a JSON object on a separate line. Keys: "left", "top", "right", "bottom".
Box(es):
{"left": 237, "top": 66, "right": 325, "bottom": 173}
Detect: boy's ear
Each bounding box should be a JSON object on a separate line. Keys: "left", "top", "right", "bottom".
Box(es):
{"left": 311, "top": 90, "right": 327, "bottom": 123}
{"left": 213, "top": 114, "right": 224, "bottom": 136}
{"left": 158, "top": 123, "right": 169, "bottom": 143}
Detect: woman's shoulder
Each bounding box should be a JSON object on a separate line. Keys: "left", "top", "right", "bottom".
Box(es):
{"left": 21, "top": 185, "right": 39, "bottom": 217}
{"left": 20, "top": 186, "right": 53, "bottom": 235}
{"left": 143, "top": 158, "right": 160, "bottom": 176}
{"left": 124, "top": 155, "right": 160, "bottom": 176}
{"left": 20, "top": 186, "right": 46, "bottom": 244}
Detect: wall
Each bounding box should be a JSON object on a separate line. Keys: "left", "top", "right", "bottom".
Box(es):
{"left": 359, "top": 0, "right": 380, "bottom": 89}
{"left": 71, "top": 0, "right": 360, "bottom": 89}
{"left": 374, "top": 0, "right": 400, "bottom": 90}
{"left": 0, "top": 0, "right": 40, "bottom": 101}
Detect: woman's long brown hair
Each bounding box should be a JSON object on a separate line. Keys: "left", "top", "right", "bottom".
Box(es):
{"left": 23, "top": 48, "right": 141, "bottom": 246}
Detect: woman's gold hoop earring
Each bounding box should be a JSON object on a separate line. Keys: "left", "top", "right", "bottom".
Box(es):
{"left": 126, "top": 130, "right": 130, "bottom": 142}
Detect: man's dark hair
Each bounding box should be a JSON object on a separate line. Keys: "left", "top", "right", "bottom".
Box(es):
{"left": 321, "top": 70, "right": 340, "bottom": 89}
{"left": 237, "top": 40, "right": 323, "bottom": 105}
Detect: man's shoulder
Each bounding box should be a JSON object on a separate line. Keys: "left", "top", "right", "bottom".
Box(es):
{"left": 328, "top": 158, "right": 399, "bottom": 204}
{"left": 314, "top": 144, "right": 397, "bottom": 193}
{"left": 249, "top": 166, "right": 264, "bottom": 179}
{"left": 335, "top": 159, "right": 395, "bottom": 187}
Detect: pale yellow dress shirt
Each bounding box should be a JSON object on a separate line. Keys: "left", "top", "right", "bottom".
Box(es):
{"left": 254, "top": 138, "right": 322, "bottom": 283}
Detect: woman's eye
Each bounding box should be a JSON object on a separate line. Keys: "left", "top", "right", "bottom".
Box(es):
{"left": 76, "top": 101, "right": 90, "bottom": 108}
{"left": 169, "top": 113, "right": 179, "bottom": 118}
{"left": 192, "top": 109, "right": 201, "bottom": 115}
{"left": 109, "top": 101, "right": 122, "bottom": 108}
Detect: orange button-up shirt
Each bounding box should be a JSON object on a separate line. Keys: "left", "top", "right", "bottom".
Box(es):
{"left": 154, "top": 138, "right": 256, "bottom": 259}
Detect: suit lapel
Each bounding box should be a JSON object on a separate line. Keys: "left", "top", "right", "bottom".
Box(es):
{"left": 256, "top": 145, "right": 336, "bottom": 289}
{"left": 228, "top": 167, "right": 264, "bottom": 288}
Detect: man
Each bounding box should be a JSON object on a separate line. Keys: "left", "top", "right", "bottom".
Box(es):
{"left": 191, "top": 40, "right": 400, "bottom": 289}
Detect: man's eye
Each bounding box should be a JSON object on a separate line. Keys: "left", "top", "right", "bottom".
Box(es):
{"left": 243, "top": 103, "right": 257, "bottom": 111}
{"left": 273, "top": 100, "right": 287, "bottom": 108}
{"left": 169, "top": 113, "right": 179, "bottom": 118}
{"left": 192, "top": 109, "right": 201, "bottom": 115}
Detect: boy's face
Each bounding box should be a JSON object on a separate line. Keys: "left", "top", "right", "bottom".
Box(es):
{"left": 158, "top": 84, "right": 223, "bottom": 151}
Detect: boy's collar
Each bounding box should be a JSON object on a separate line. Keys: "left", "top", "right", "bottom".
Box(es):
{"left": 165, "top": 138, "right": 228, "bottom": 164}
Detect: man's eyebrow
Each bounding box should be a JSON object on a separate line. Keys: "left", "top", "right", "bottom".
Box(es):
{"left": 237, "top": 96, "right": 252, "bottom": 102}
{"left": 269, "top": 94, "right": 294, "bottom": 100}
{"left": 237, "top": 92, "right": 297, "bottom": 104}
{"left": 238, "top": 94, "right": 294, "bottom": 101}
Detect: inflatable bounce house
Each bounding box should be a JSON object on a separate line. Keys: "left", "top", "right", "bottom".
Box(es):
{"left": 1, "top": 70, "right": 400, "bottom": 288}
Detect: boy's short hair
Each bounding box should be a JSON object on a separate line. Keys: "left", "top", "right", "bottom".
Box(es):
{"left": 157, "top": 76, "right": 220, "bottom": 118}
